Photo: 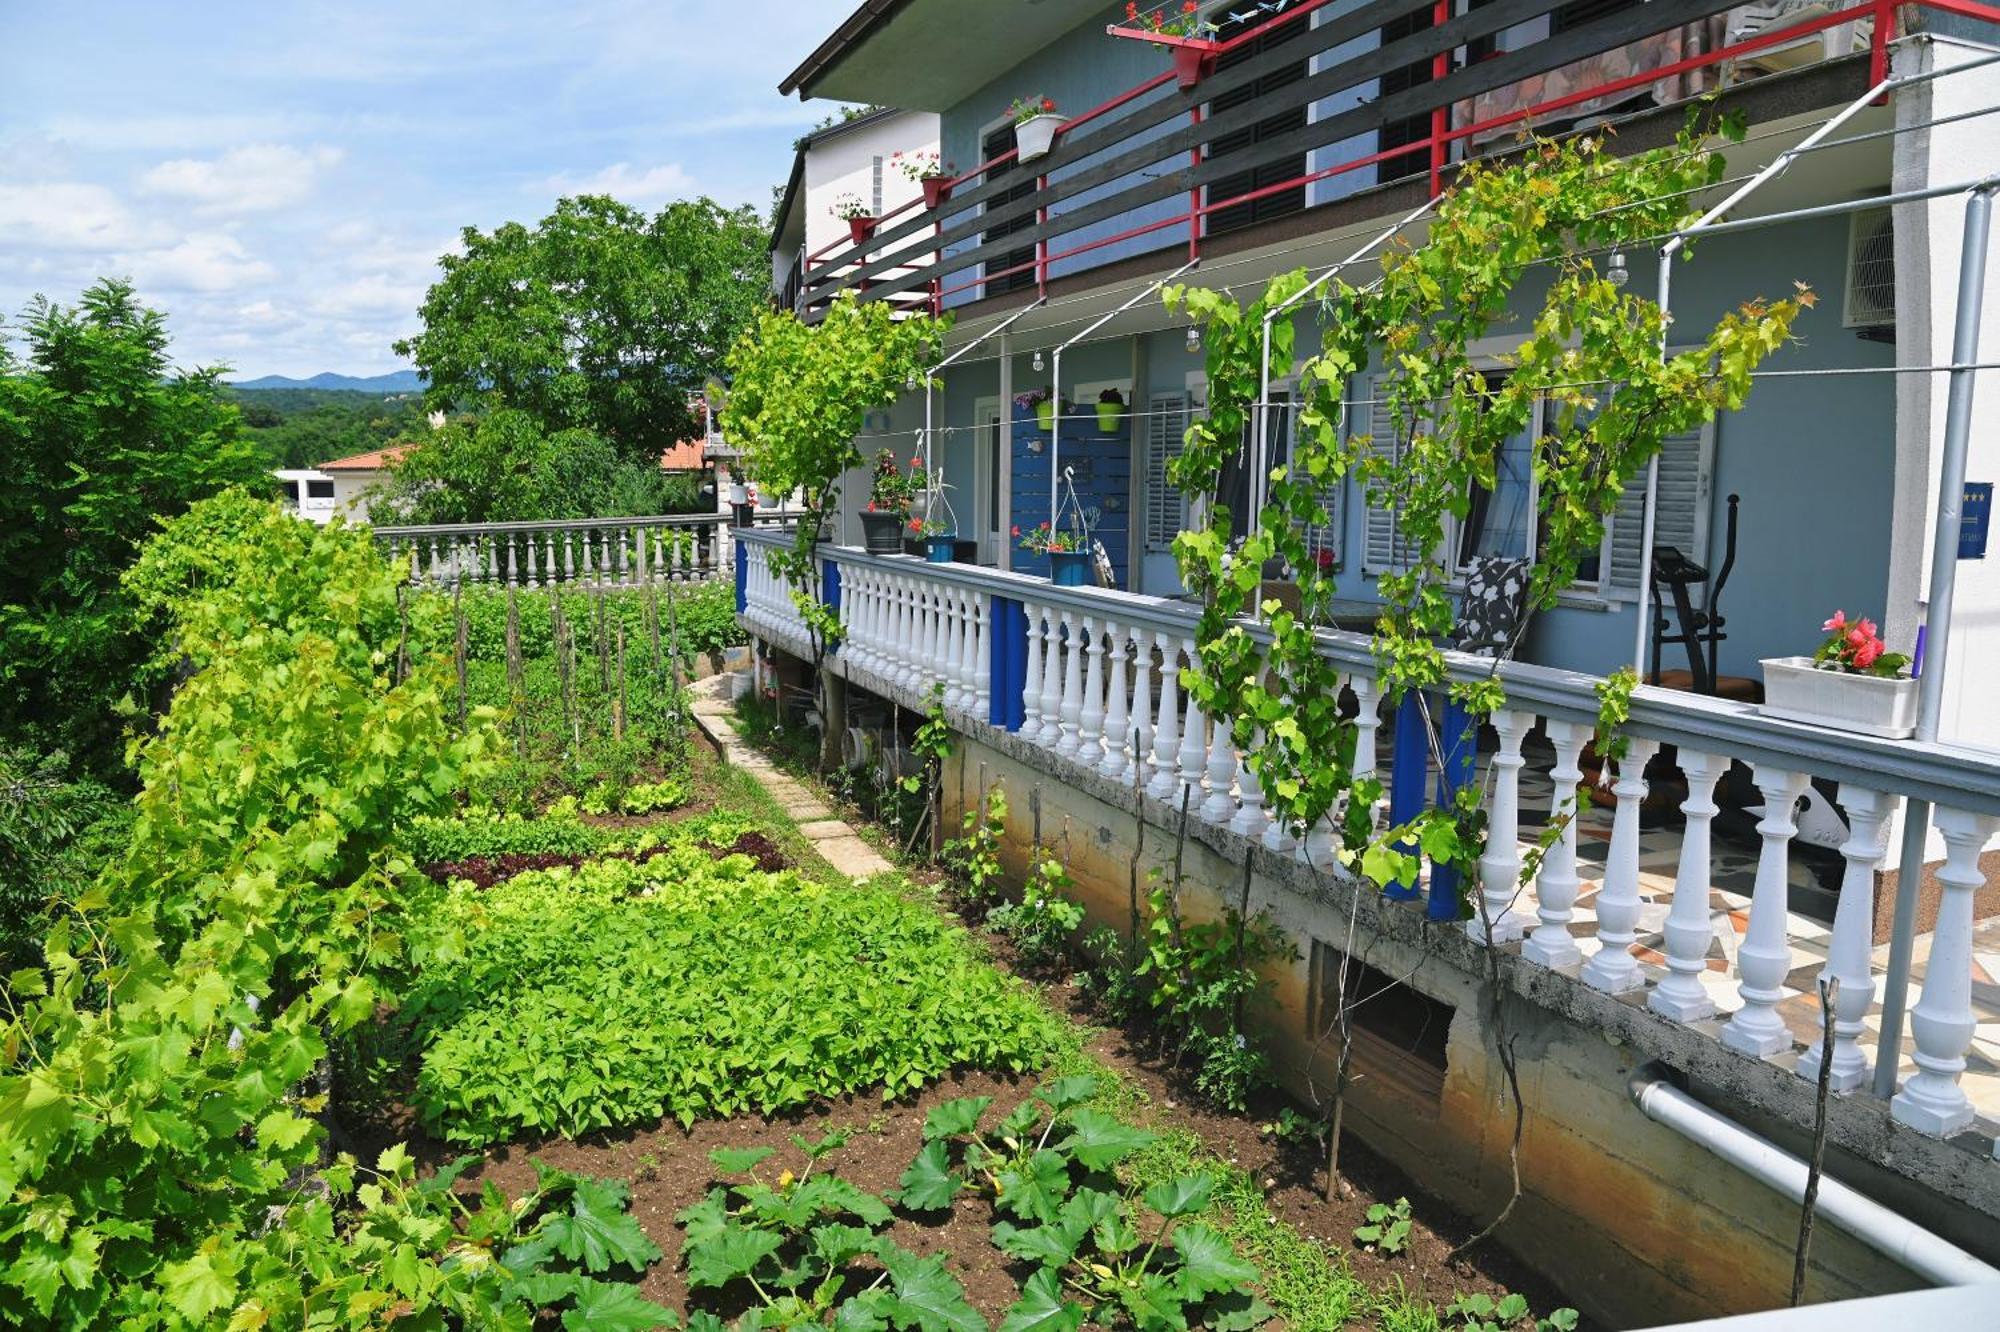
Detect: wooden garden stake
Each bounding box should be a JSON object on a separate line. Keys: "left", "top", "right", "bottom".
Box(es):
{"left": 615, "top": 620, "right": 627, "bottom": 743}
{"left": 1793, "top": 975, "right": 1839, "bottom": 1306}
{"left": 453, "top": 580, "right": 468, "bottom": 730}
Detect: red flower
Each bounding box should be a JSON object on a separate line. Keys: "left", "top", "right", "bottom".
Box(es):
{"left": 866, "top": 501, "right": 877, "bottom": 512}
{"left": 1845, "top": 626, "right": 1868, "bottom": 650}
{"left": 1182, "top": 0, "right": 1196, "bottom": 10}
{"left": 908, "top": 518, "right": 923, "bottom": 532}
{"left": 1041, "top": 97, "right": 1055, "bottom": 112}
{"left": 909, "top": 456, "right": 924, "bottom": 469}
{"left": 1822, "top": 610, "right": 1847, "bottom": 632}
{"left": 1011, "top": 525, "right": 1021, "bottom": 536}
{"left": 1854, "top": 638, "right": 1883, "bottom": 670}
{"left": 1315, "top": 548, "right": 1335, "bottom": 571}
{"left": 1855, "top": 616, "right": 1878, "bottom": 640}
{"left": 1125, "top": 0, "right": 1138, "bottom": 15}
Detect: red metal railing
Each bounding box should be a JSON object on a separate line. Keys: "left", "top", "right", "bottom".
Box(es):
{"left": 800, "top": 0, "right": 2000, "bottom": 318}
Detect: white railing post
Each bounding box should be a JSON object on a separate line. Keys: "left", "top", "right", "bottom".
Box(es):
{"left": 1035, "top": 607, "right": 1065, "bottom": 749}
{"left": 941, "top": 583, "right": 966, "bottom": 711}
{"left": 1021, "top": 602, "right": 1046, "bottom": 737}
{"left": 969, "top": 588, "right": 990, "bottom": 717}
{"left": 1177, "top": 645, "right": 1206, "bottom": 796}
{"left": 1470, "top": 708, "right": 1532, "bottom": 944}
{"left": 1057, "top": 611, "right": 1085, "bottom": 758}
{"left": 1201, "top": 705, "right": 1238, "bottom": 825}
{"left": 1100, "top": 625, "right": 1131, "bottom": 781}
{"left": 1522, "top": 719, "right": 1589, "bottom": 971}
{"left": 1149, "top": 631, "right": 1183, "bottom": 802}
{"left": 1720, "top": 766, "right": 1812, "bottom": 1057}
{"left": 1798, "top": 786, "right": 1892, "bottom": 1092}
{"left": 1126, "top": 633, "right": 1153, "bottom": 786}
{"left": 1581, "top": 739, "right": 1661, "bottom": 995}
{"left": 1230, "top": 740, "right": 1267, "bottom": 839}
{"left": 1649, "top": 747, "right": 1728, "bottom": 1021}
{"left": 1892, "top": 806, "right": 2000, "bottom": 1136}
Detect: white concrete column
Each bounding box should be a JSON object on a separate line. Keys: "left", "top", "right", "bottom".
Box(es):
{"left": 1582, "top": 739, "right": 1661, "bottom": 995}
{"left": 1649, "top": 747, "right": 1728, "bottom": 1022}
{"left": 1230, "top": 739, "right": 1268, "bottom": 839}
{"left": 971, "top": 592, "right": 991, "bottom": 716}
{"left": 1798, "top": 786, "right": 1892, "bottom": 1092}
{"left": 1720, "top": 765, "right": 1811, "bottom": 1057}
{"left": 1056, "top": 610, "right": 1085, "bottom": 758}
{"left": 1893, "top": 807, "right": 2000, "bottom": 1136}
{"left": 1020, "top": 601, "right": 1044, "bottom": 735}
{"left": 1100, "top": 626, "right": 1132, "bottom": 781}
{"left": 1035, "top": 607, "right": 1064, "bottom": 749}
{"left": 1126, "top": 634, "right": 1154, "bottom": 788}
{"left": 1521, "top": 718, "right": 1583, "bottom": 968}
{"left": 1469, "top": 708, "right": 1533, "bottom": 945}
{"left": 1350, "top": 674, "right": 1381, "bottom": 831}
{"left": 1150, "top": 632, "right": 1186, "bottom": 801}
{"left": 1200, "top": 705, "right": 1237, "bottom": 825}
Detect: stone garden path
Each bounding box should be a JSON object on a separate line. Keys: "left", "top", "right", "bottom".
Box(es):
{"left": 689, "top": 674, "right": 895, "bottom": 881}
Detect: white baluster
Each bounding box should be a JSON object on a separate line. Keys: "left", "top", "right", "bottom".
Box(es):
{"left": 1176, "top": 647, "right": 1206, "bottom": 797}
{"left": 971, "top": 591, "right": 991, "bottom": 717}
{"left": 940, "top": 583, "right": 965, "bottom": 709}
{"left": 1720, "top": 765, "right": 1811, "bottom": 1056}
{"left": 1056, "top": 611, "right": 1084, "bottom": 758}
{"left": 910, "top": 578, "right": 933, "bottom": 691}
{"left": 1349, "top": 674, "right": 1382, "bottom": 830}
{"left": 1579, "top": 737, "right": 1661, "bottom": 992}
{"left": 1020, "top": 602, "right": 1045, "bottom": 736}
{"left": 1200, "top": 705, "right": 1238, "bottom": 825}
{"left": 1522, "top": 719, "right": 1589, "bottom": 967}
{"left": 1125, "top": 635, "right": 1153, "bottom": 787}
{"left": 1149, "top": 632, "right": 1184, "bottom": 802}
{"left": 1034, "top": 606, "right": 1064, "bottom": 748}
{"left": 1892, "top": 806, "right": 2000, "bottom": 1136}
{"left": 1098, "top": 624, "right": 1130, "bottom": 781}
{"left": 1229, "top": 740, "right": 1267, "bottom": 838}
{"left": 1078, "top": 615, "right": 1108, "bottom": 763}
{"left": 1649, "top": 748, "right": 1728, "bottom": 1021}
{"left": 1469, "top": 708, "right": 1533, "bottom": 944}
{"left": 1797, "top": 786, "right": 1892, "bottom": 1092}
{"left": 1261, "top": 732, "right": 1298, "bottom": 854}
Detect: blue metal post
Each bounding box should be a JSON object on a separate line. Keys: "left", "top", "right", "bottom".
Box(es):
{"left": 1426, "top": 697, "right": 1478, "bottom": 921}
{"left": 733, "top": 538, "right": 747, "bottom": 615}
{"left": 820, "top": 557, "right": 841, "bottom": 652}
{"left": 991, "top": 595, "right": 1029, "bottom": 729}
{"left": 1384, "top": 691, "right": 1427, "bottom": 902}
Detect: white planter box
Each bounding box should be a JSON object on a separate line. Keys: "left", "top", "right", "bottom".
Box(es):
{"left": 1760, "top": 655, "right": 1918, "bottom": 739}
{"left": 727, "top": 483, "right": 749, "bottom": 505}
{"left": 1015, "top": 114, "right": 1063, "bottom": 162}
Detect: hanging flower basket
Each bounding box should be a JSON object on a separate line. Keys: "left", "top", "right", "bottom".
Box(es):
{"left": 1170, "top": 44, "right": 1220, "bottom": 91}
{"left": 1010, "top": 96, "right": 1063, "bottom": 163}
{"left": 1096, "top": 389, "right": 1126, "bottom": 433}
{"left": 848, "top": 215, "right": 878, "bottom": 246}
{"left": 922, "top": 176, "right": 953, "bottom": 209}
{"left": 1048, "top": 550, "right": 1092, "bottom": 586}
{"left": 924, "top": 535, "right": 957, "bottom": 563}
{"left": 1110, "top": 4, "right": 1222, "bottom": 90}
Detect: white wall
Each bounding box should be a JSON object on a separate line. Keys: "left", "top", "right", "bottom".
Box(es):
{"left": 1888, "top": 38, "right": 2000, "bottom": 753}
{"left": 802, "top": 110, "right": 941, "bottom": 259}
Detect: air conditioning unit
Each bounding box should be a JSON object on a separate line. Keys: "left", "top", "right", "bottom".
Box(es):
{"left": 1844, "top": 206, "right": 1896, "bottom": 331}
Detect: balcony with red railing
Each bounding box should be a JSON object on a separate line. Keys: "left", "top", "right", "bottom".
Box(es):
{"left": 792, "top": 0, "right": 1998, "bottom": 321}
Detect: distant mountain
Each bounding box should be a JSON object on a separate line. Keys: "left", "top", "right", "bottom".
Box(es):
{"left": 230, "top": 370, "right": 426, "bottom": 393}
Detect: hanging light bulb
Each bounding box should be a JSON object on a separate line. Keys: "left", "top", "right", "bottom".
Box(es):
{"left": 1032, "top": 348, "right": 1045, "bottom": 372}
{"left": 1606, "top": 251, "right": 1630, "bottom": 289}
{"left": 1186, "top": 324, "right": 1202, "bottom": 353}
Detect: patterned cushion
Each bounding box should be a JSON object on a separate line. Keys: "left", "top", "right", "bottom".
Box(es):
{"left": 1455, "top": 556, "right": 1530, "bottom": 656}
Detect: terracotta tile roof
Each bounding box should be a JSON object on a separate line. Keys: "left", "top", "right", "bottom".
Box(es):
{"left": 318, "top": 445, "right": 409, "bottom": 472}
{"left": 659, "top": 439, "right": 709, "bottom": 470}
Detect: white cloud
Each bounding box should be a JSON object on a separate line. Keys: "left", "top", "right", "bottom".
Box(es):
{"left": 310, "top": 272, "right": 423, "bottom": 319}
{"left": 540, "top": 161, "right": 695, "bottom": 208}
{"left": 120, "top": 233, "right": 275, "bottom": 293}
{"left": 0, "top": 181, "right": 164, "bottom": 250}
{"left": 139, "top": 144, "right": 345, "bottom": 214}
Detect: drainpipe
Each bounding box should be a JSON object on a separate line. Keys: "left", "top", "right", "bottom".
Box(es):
{"left": 1628, "top": 1068, "right": 2000, "bottom": 1287}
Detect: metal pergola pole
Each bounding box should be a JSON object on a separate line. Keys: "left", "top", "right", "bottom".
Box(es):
{"left": 1873, "top": 180, "right": 1997, "bottom": 1098}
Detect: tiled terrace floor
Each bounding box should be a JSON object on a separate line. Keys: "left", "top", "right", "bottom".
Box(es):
{"left": 1465, "top": 743, "right": 2000, "bottom": 1140}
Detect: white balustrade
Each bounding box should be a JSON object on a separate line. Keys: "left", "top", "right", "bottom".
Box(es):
{"left": 1036, "top": 608, "right": 1065, "bottom": 749}
{"left": 1123, "top": 634, "right": 1153, "bottom": 787}
{"left": 1100, "top": 626, "right": 1132, "bottom": 781}
{"left": 1892, "top": 807, "right": 2000, "bottom": 1136}
{"left": 377, "top": 516, "right": 724, "bottom": 590}
{"left": 1078, "top": 616, "right": 1106, "bottom": 767}
{"left": 1148, "top": 632, "right": 1185, "bottom": 802}
{"left": 1469, "top": 708, "right": 1532, "bottom": 945}
{"left": 1649, "top": 747, "right": 1728, "bottom": 1021}
{"left": 1200, "top": 704, "right": 1238, "bottom": 825}
{"left": 1720, "top": 765, "right": 1811, "bottom": 1057}
{"left": 1057, "top": 612, "right": 1085, "bottom": 759}
{"left": 1580, "top": 738, "right": 1660, "bottom": 993}
{"left": 1798, "top": 786, "right": 1892, "bottom": 1092}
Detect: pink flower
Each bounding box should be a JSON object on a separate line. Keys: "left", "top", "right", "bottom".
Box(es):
{"left": 1822, "top": 611, "right": 1848, "bottom": 632}
{"left": 1855, "top": 616, "right": 1878, "bottom": 640}
{"left": 1854, "top": 639, "right": 1883, "bottom": 670}
{"left": 1846, "top": 626, "right": 1869, "bottom": 650}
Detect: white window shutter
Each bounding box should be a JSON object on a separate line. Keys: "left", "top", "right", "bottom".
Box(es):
{"left": 1358, "top": 376, "right": 1422, "bottom": 575}
{"left": 1608, "top": 420, "right": 1714, "bottom": 595}
{"left": 1144, "top": 391, "right": 1189, "bottom": 553}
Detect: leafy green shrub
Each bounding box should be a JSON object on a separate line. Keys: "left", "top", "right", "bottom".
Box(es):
{"left": 1076, "top": 924, "right": 1145, "bottom": 1023}
{"left": 404, "top": 852, "right": 1058, "bottom": 1142}
{"left": 0, "top": 748, "right": 126, "bottom": 970}
{"left": 1137, "top": 883, "right": 1294, "bottom": 1113}
{"left": 941, "top": 785, "right": 1007, "bottom": 901}
{"left": 900, "top": 1076, "right": 1273, "bottom": 1330}
{"left": 986, "top": 850, "right": 1086, "bottom": 970}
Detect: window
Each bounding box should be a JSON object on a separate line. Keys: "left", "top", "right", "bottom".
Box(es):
{"left": 982, "top": 124, "right": 1038, "bottom": 296}
{"left": 1143, "top": 391, "right": 1190, "bottom": 552}
{"left": 1374, "top": 3, "right": 1439, "bottom": 187}
{"left": 1206, "top": 11, "right": 1310, "bottom": 236}
{"left": 281, "top": 479, "right": 300, "bottom": 503}
{"left": 1309, "top": 940, "right": 1451, "bottom": 1107}
{"left": 306, "top": 479, "right": 335, "bottom": 499}
{"left": 1455, "top": 371, "right": 1536, "bottom": 569}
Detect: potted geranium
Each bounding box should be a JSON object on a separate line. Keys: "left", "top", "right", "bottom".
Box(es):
{"left": 861, "top": 449, "right": 921, "bottom": 553}
{"left": 893, "top": 150, "right": 958, "bottom": 210}
{"left": 1017, "top": 520, "right": 1092, "bottom": 586}
{"left": 1120, "top": 0, "right": 1220, "bottom": 90}
{"left": 1015, "top": 387, "right": 1061, "bottom": 433}
{"left": 830, "top": 193, "right": 876, "bottom": 246}
{"left": 1761, "top": 610, "right": 1918, "bottom": 739}
{"left": 1010, "top": 95, "right": 1063, "bottom": 163}
{"left": 1095, "top": 387, "right": 1126, "bottom": 433}
{"left": 910, "top": 514, "right": 956, "bottom": 563}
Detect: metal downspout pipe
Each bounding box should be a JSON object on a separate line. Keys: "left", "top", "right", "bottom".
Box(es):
{"left": 1629, "top": 1069, "right": 2000, "bottom": 1287}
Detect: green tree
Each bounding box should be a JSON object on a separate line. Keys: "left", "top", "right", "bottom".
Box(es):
{"left": 367, "top": 403, "right": 630, "bottom": 524}
{"left": 395, "top": 194, "right": 765, "bottom": 461}
{"left": 0, "top": 279, "right": 264, "bottom": 767}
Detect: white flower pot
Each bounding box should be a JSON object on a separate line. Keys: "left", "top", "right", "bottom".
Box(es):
{"left": 727, "top": 482, "right": 749, "bottom": 505}
{"left": 1015, "top": 114, "right": 1063, "bottom": 163}
{"left": 1759, "top": 655, "right": 1918, "bottom": 739}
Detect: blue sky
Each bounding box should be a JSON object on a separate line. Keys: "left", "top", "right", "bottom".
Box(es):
{"left": 0, "top": 1, "right": 847, "bottom": 377}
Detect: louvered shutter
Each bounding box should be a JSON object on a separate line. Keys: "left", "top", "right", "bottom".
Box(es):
{"left": 1144, "top": 391, "right": 1190, "bottom": 552}
{"left": 1358, "top": 376, "right": 1425, "bottom": 575}
{"left": 1607, "top": 420, "right": 1713, "bottom": 595}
